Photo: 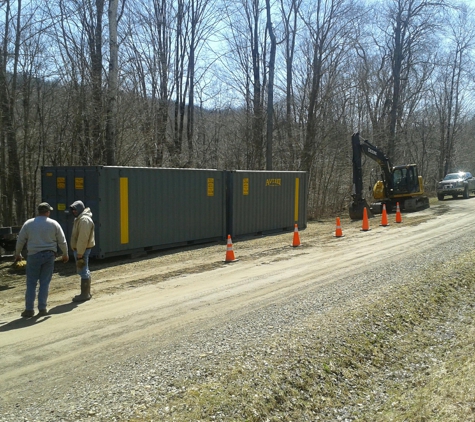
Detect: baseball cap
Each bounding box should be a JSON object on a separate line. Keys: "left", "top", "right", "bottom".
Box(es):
{"left": 38, "top": 202, "right": 54, "bottom": 212}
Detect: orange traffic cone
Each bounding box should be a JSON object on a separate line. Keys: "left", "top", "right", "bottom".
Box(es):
{"left": 224, "top": 234, "right": 238, "bottom": 262}
{"left": 380, "top": 204, "right": 389, "bottom": 227}
{"left": 395, "top": 202, "right": 402, "bottom": 223}
{"left": 292, "top": 224, "right": 301, "bottom": 247}
{"left": 361, "top": 207, "right": 370, "bottom": 231}
{"left": 334, "top": 217, "right": 344, "bottom": 237}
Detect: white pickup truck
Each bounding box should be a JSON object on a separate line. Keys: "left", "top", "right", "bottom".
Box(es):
{"left": 437, "top": 171, "right": 475, "bottom": 200}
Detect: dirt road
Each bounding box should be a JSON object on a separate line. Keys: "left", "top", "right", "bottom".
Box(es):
{"left": 0, "top": 198, "right": 471, "bottom": 416}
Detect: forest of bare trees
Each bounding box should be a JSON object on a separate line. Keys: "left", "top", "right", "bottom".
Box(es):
{"left": 1, "top": 0, "right": 475, "bottom": 226}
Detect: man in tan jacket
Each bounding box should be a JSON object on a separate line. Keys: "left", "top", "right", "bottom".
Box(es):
{"left": 69, "top": 200, "right": 95, "bottom": 302}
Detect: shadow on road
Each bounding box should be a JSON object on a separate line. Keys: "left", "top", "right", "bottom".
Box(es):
{"left": 0, "top": 314, "right": 51, "bottom": 332}
{"left": 48, "top": 302, "right": 80, "bottom": 315}
{"left": 0, "top": 302, "right": 82, "bottom": 332}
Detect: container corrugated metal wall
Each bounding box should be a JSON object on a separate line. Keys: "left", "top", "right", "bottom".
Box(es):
{"left": 42, "top": 166, "right": 101, "bottom": 254}
{"left": 41, "top": 167, "right": 307, "bottom": 258}
{"left": 226, "top": 170, "right": 307, "bottom": 238}
{"left": 42, "top": 166, "right": 226, "bottom": 258}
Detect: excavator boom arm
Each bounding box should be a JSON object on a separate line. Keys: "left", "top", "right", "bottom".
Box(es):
{"left": 355, "top": 133, "right": 393, "bottom": 185}
{"left": 350, "top": 132, "right": 393, "bottom": 220}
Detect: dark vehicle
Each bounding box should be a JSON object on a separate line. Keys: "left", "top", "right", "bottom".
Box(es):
{"left": 349, "top": 132, "right": 429, "bottom": 220}
{"left": 0, "top": 226, "right": 21, "bottom": 257}
{"left": 436, "top": 172, "right": 475, "bottom": 200}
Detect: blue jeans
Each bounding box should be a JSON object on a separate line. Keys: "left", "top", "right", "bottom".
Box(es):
{"left": 74, "top": 249, "right": 91, "bottom": 279}
{"left": 25, "top": 250, "right": 56, "bottom": 311}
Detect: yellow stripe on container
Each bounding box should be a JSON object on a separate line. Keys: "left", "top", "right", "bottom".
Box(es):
{"left": 120, "top": 177, "right": 129, "bottom": 244}
{"left": 294, "top": 178, "right": 299, "bottom": 222}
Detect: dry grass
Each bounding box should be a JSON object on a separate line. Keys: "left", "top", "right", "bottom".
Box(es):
{"left": 129, "top": 248, "right": 475, "bottom": 422}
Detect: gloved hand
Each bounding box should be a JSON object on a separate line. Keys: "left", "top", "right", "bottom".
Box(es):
{"left": 76, "top": 258, "right": 86, "bottom": 270}
{"left": 12, "top": 259, "right": 26, "bottom": 269}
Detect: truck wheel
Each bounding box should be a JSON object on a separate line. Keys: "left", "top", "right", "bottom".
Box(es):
{"left": 463, "top": 186, "right": 469, "bottom": 199}
{"left": 437, "top": 194, "right": 444, "bottom": 201}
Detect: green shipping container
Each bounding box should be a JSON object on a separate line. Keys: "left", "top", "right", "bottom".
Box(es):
{"left": 41, "top": 166, "right": 226, "bottom": 258}
{"left": 225, "top": 170, "right": 307, "bottom": 238}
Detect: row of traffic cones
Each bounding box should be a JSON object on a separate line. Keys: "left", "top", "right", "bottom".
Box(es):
{"left": 341, "top": 201, "right": 402, "bottom": 236}
{"left": 225, "top": 203, "right": 403, "bottom": 261}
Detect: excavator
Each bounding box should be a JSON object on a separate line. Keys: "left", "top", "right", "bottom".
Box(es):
{"left": 349, "top": 132, "right": 429, "bottom": 220}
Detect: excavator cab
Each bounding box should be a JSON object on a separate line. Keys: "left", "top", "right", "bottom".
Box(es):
{"left": 371, "top": 164, "right": 422, "bottom": 212}
{"left": 391, "top": 165, "right": 420, "bottom": 195}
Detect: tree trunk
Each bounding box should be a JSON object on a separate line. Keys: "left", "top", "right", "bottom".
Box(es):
{"left": 1, "top": 0, "right": 24, "bottom": 225}
{"left": 186, "top": 1, "right": 196, "bottom": 167}
{"left": 302, "top": 41, "right": 322, "bottom": 173}
{"left": 92, "top": 0, "right": 105, "bottom": 164}
{"left": 389, "top": 8, "right": 404, "bottom": 161}
{"left": 106, "top": 0, "right": 119, "bottom": 165}
{"left": 251, "top": 0, "right": 263, "bottom": 169}
{"left": 282, "top": 0, "right": 298, "bottom": 169}
{"left": 265, "top": 0, "right": 276, "bottom": 170}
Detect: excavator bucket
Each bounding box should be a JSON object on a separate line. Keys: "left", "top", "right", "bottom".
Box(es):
{"left": 349, "top": 198, "right": 373, "bottom": 220}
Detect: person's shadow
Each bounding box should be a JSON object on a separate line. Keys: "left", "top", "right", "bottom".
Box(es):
{"left": 48, "top": 302, "right": 81, "bottom": 315}
{"left": 0, "top": 302, "right": 81, "bottom": 332}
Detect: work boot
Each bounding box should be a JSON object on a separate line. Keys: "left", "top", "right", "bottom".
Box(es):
{"left": 21, "top": 309, "right": 35, "bottom": 318}
{"left": 72, "top": 278, "right": 92, "bottom": 302}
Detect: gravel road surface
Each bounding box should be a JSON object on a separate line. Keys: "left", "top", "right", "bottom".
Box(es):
{"left": 0, "top": 198, "right": 472, "bottom": 421}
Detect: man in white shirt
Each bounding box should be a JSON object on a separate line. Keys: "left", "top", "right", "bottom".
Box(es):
{"left": 15, "top": 202, "right": 69, "bottom": 318}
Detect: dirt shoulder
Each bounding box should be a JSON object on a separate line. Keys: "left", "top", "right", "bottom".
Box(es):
{"left": 0, "top": 208, "right": 437, "bottom": 317}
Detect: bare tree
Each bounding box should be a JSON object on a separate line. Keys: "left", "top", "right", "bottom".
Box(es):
{"left": 279, "top": 0, "right": 301, "bottom": 169}
{"left": 221, "top": 0, "right": 267, "bottom": 169}
{"left": 0, "top": 0, "right": 24, "bottom": 225}
{"left": 185, "top": 0, "right": 217, "bottom": 167}
{"left": 265, "top": 0, "right": 276, "bottom": 170}
{"left": 123, "top": 0, "right": 173, "bottom": 167}
{"left": 90, "top": 0, "right": 105, "bottom": 163}
{"left": 52, "top": 0, "right": 106, "bottom": 165}
{"left": 379, "top": 0, "right": 446, "bottom": 160}
{"left": 105, "top": 0, "right": 125, "bottom": 166}
{"left": 300, "top": 0, "right": 357, "bottom": 173}
{"left": 433, "top": 3, "right": 475, "bottom": 178}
